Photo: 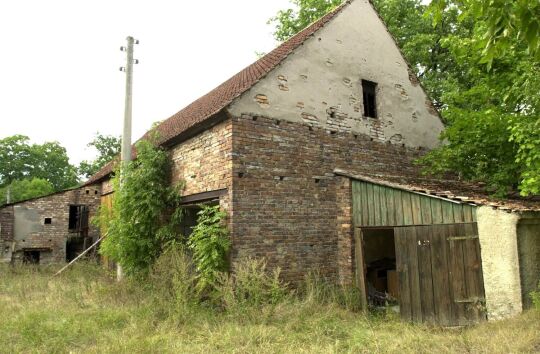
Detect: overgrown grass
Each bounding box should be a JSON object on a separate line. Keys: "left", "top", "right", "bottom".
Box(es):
{"left": 1, "top": 262, "right": 539, "bottom": 354}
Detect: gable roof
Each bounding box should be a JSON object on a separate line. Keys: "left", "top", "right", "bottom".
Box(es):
{"left": 84, "top": 1, "right": 351, "bottom": 186}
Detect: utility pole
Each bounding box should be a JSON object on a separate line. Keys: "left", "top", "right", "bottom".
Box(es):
{"left": 6, "top": 185, "right": 11, "bottom": 204}
{"left": 117, "top": 36, "right": 138, "bottom": 281}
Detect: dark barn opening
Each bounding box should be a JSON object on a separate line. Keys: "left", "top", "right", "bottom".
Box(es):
{"left": 68, "top": 205, "right": 89, "bottom": 234}
{"left": 362, "top": 228, "right": 398, "bottom": 306}
{"left": 23, "top": 250, "right": 40, "bottom": 264}
{"left": 66, "top": 205, "right": 90, "bottom": 262}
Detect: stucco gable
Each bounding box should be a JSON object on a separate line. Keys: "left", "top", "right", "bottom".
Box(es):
{"left": 227, "top": 0, "right": 444, "bottom": 149}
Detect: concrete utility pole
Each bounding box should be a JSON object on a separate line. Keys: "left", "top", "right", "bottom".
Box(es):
{"left": 117, "top": 36, "right": 138, "bottom": 281}
{"left": 6, "top": 185, "right": 11, "bottom": 204}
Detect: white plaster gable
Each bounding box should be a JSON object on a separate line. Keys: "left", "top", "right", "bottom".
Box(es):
{"left": 227, "top": 0, "right": 444, "bottom": 149}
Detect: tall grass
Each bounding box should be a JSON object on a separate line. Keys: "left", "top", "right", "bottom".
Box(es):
{"left": 1, "top": 258, "right": 539, "bottom": 353}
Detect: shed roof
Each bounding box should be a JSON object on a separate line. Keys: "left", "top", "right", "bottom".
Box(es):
{"left": 334, "top": 169, "right": 540, "bottom": 212}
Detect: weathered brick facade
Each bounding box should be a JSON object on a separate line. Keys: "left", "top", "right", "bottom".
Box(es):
{"left": 230, "top": 114, "right": 424, "bottom": 283}
{"left": 170, "top": 119, "right": 233, "bottom": 209}
{"left": 0, "top": 185, "right": 101, "bottom": 264}
{"left": 0, "top": 206, "right": 14, "bottom": 262}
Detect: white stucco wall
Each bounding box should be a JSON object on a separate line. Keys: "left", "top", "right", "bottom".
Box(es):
{"left": 477, "top": 206, "right": 522, "bottom": 320}
{"left": 228, "top": 0, "right": 445, "bottom": 149}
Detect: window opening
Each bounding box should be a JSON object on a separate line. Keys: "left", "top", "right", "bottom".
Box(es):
{"left": 362, "top": 80, "right": 377, "bottom": 118}
{"left": 23, "top": 250, "right": 40, "bottom": 264}
{"left": 68, "top": 205, "right": 89, "bottom": 235}
{"left": 44, "top": 217, "right": 52, "bottom": 225}
{"left": 179, "top": 201, "right": 219, "bottom": 237}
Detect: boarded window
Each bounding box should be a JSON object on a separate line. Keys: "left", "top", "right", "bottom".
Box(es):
{"left": 362, "top": 80, "right": 377, "bottom": 118}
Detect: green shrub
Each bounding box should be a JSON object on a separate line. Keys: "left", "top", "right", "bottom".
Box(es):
{"left": 214, "top": 258, "right": 289, "bottom": 310}
{"left": 96, "top": 139, "right": 184, "bottom": 276}
{"left": 149, "top": 242, "right": 198, "bottom": 316}
{"left": 531, "top": 281, "right": 540, "bottom": 311}
{"left": 188, "top": 205, "right": 231, "bottom": 291}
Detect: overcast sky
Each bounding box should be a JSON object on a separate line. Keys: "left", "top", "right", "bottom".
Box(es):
{"left": 0, "top": 0, "right": 291, "bottom": 165}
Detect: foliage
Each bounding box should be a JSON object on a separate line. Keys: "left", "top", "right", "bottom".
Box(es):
{"left": 429, "top": 0, "right": 540, "bottom": 68}
{"left": 532, "top": 281, "right": 540, "bottom": 311}
{"left": 149, "top": 242, "right": 199, "bottom": 318}
{"left": 301, "top": 272, "right": 365, "bottom": 312}
{"left": 268, "top": 0, "right": 342, "bottom": 42}
{"left": 97, "top": 139, "right": 184, "bottom": 276}
{"left": 187, "top": 205, "right": 231, "bottom": 290}
{"left": 214, "top": 258, "right": 288, "bottom": 310}
{"left": 0, "top": 135, "right": 78, "bottom": 190}
{"left": 78, "top": 133, "right": 121, "bottom": 179}
{"left": 422, "top": 0, "right": 540, "bottom": 195}
{"left": 0, "top": 178, "right": 55, "bottom": 205}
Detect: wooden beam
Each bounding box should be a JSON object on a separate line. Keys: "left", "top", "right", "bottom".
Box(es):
{"left": 181, "top": 189, "right": 227, "bottom": 204}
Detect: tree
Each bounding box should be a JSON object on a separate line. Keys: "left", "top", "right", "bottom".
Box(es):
{"left": 0, "top": 178, "right": 55, "bottom": 205}
{"left": 424, "top": 0, "right": 540, "bottom": 195}
{"left": 429, "top": 0, "right": 540, "bottom": 68}
{"left": 78, "top": 133, "right": 121, "bottom": 179}
{"left": 0, "top": 135, "right": 34, "bottom": 186}
{"left": 0, "top": 135, "right": 78, "bottom": 191}
{"left": 268, "top": 0, "right": 343, "bottom": 42}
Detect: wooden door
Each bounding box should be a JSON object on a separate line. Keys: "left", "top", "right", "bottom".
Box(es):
{"left": 394, "top": 223, "right": 486, "bottom": 326}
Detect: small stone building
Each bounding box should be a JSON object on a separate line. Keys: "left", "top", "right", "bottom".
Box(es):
{"left": 0, "top": 185, "right": 101, "bottom": 264}
{"left": 2, "top": 0, "right": 538, "bottom": 325}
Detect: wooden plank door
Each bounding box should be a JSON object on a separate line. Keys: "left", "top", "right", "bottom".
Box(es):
{"left": 354, "top": 228, "right": 369, "bottom": 312}
{"left": 394, "top": 223, "right": 486, "bottom": 326}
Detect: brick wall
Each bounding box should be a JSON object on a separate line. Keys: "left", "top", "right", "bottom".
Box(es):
{"left": 170, "top": 120, "right": 233, "bottom": 197}
{"left": 170, "top": 119, "right": 234, "bottom": 231}
{"left": 0, "top": 205, "right": 14, "bottom": 262}
{"left": 5, "top": 185, "right": 101, "bottom": 264}
{"left": 230, "top": 114, "right": 424, "bottom": 284}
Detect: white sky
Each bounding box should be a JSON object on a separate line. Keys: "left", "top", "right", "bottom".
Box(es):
{"left": 0, "top": 0, "right": 291, "bottom": 165}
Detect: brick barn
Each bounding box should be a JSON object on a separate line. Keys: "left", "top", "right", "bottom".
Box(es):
{"left": 1, "top": 0, "right": 539, "bottom": 326}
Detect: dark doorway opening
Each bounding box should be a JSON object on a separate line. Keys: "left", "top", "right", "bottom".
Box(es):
{"left": 361, "top": 228, "right": 398, "bottom": 307}
{"left": 23, "top": 250, "right": 40, "bottom": 264}
{"left": 69, "top": 205, "right": 89, "bottom": 235}
{"left": 66, "top": 237, "right": 95, "bottom": 262}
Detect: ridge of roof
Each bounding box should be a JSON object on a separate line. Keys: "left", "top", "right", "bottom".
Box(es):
{"left": 84, "top": 1, "right": 351, "bottom": 186}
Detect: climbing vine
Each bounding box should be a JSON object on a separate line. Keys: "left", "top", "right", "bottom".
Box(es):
{"left": 97, "top": 139, "right": 184, "bottom": 276}
{"left": 188, "top": 205, "right": 231, "bottom": 290}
